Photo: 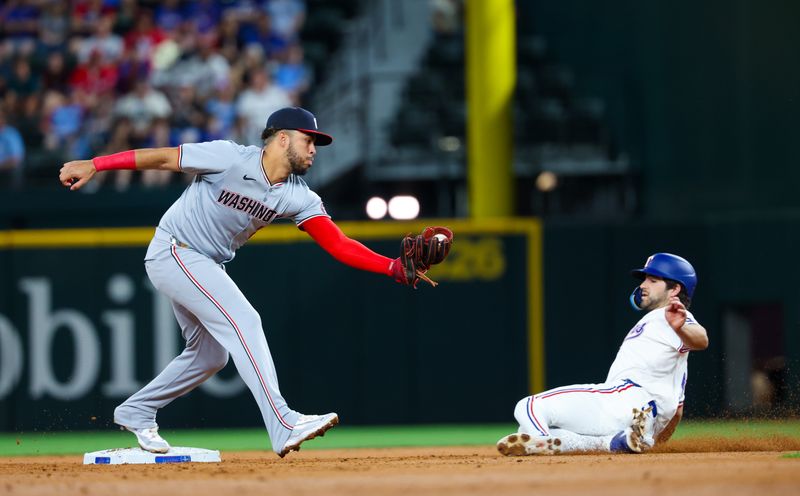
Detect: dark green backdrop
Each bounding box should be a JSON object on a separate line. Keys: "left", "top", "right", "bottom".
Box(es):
{"left": 0, "top": 235, "right": 530, "bottom": 431}
{"left": 519, "top": 0, "right": 800, "bottom": 219}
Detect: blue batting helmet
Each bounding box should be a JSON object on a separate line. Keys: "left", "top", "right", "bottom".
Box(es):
{"left": 629, "top": 253, "right": 697, "bottom": 310}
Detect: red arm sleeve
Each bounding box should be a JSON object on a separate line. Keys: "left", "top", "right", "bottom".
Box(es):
{"left": 301, "top": 216, "right": 394, "bottom": 276}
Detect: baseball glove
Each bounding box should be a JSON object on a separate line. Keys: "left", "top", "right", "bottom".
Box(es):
{"left": 392, "top": 226, "right": 454, "bottom": 288}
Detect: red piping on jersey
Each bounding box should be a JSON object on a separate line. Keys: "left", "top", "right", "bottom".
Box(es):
{"left": 538, "top": 381, "right": 636, "bottom": 399}
{"left": 258, "top": 149, "right": 269, "bottom": 185}
{"left": 170, "top": 245, "right": 293, "bottom": 431}
{"left": 302, "top": 216, "right": 393, "bottom": 276}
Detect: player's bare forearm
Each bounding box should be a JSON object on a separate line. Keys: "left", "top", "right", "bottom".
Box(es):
{"left": 674, "top": 323, "right": 708, "bottom": 350}
{"left": 60, "top": 147, "right": 181, "bottom": 191}
{"left": 666, "top": 297, "right": 708, "bottom": 350}
{"left": 655, "top": 405, "right": 683, "bottom": 444}
{"left": 134, "top": 147, "right": 181, "bottom": 171}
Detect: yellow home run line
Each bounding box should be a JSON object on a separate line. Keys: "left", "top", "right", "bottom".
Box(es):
{"left": 0, "top": 218, "right": 540, "bottom": 247}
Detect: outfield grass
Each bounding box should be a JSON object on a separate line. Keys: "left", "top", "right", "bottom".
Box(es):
{"left": 1, "top": 420, "right": 799, "bottom": 457}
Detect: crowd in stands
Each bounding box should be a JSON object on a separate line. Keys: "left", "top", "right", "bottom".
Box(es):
{"left": 0, "top": 0, "right": 311, "bottom": 191}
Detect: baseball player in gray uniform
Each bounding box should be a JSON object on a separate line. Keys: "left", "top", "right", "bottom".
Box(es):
{"left": 59, "top": 107, "right": 443, "bottom": 457}
{"left": 496, "top": 253, "right": 708, "bottom": 456}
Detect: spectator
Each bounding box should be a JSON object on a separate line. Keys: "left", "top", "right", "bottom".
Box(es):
{"left": 169, "top": 82, "right": 206, "bottom": 138}
{"left": 114, "top": 79, "right": 171, "bottom": 139}
{"left": 115, "top": 44, "right": 150, "bottom": 94}
{"left": 70, "top": 0, "right": 117, "bottom": 37}
{"left": 7, "top": 57, "right": 38, "bottom": 95}
{"left": 6, "top": 57, "right": 40, "bottom": 112}
{"left": 41, "top": 89, "right": 83, "bottom": 159}
{"left": 431, "top": 0, "right": 462, "bottom": 35}
{"left": 140, "top": 117, "right": 173, "bottom": 188}
{"left": 41, "top": 50, "right": 75, "bottom": 94}
{"left": 217, "top": 10, "right": 242, "bottom": 56}
{"left": 228, "top": 114, "right": 250, "bottom": 145}
{"left": 14, "top": 92, "right": 44, "bottom": 151}
{"left": 156, "top": 31, "right": 229, "bottom": 99}
{"left": 38, "top": 1, "right": 71, "bottom": 54}
{"left": 82, "top": 92, "right": 116, "bottom": 154}
{"left": 240, "top": 11, "right": 289, "bottom": 61}
{"left": 235, "top": 67, "right": 291, "bottom": 145}
{"left": 124, "top": 8, "right": 168, "bottom": 68}
{"left": 113, "top": 0, "right": 139, "bottom": 35}
{"left": 153, "top": 0, "right": 184, "bottom": 35}
{"left": 274, "top": 42, "right": 311, "bottom": 104}
{"left": 205, "top": 83, "right": 237, "bottom": 138}
{"left": 1, "top": 0, "right": 40, "bottom": 48}
{"left": 96, "top": 116, "right": 136, "bottom": 191}
{"left": 78, "top": 14, "right": 124, "bottom": 64}
{"left": 234, "top": 43, "right": 267, "bottom": 86}
{"left": 0, "top": 106, "right": 25, "bottom": 188}
{"left": 69, "top": 49, "right": 119, "bottom": 97}
{"left": 264, "top": 0, "right": 306, "bottom": 44}
{"left": 182, "top": 0, "right": 222, "bottom": 34}
{"left": 0, "top": 0, "right": 325, "bottom": 192}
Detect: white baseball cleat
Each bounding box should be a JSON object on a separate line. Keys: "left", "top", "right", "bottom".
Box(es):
{"left": 496, "top": 432, "right": 562, "bottom": 456}
{"left": 119, "top": 425, "right": 171, "bottom": 454}
{"left": 278, "top": 412, "right": 339, "bottom": 458}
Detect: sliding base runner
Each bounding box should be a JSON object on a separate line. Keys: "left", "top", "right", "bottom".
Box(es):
{"left": 83, "top": 446, "right": 221, "bottom": 465}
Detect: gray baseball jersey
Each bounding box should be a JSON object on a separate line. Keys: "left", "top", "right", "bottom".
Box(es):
{"left": 156, "top": 140, "right": 329, "bottom": 263}
{"left": 116, "top": 140, "right": 327, "bottom": 453}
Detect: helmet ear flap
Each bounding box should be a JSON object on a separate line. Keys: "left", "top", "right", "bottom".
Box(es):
{"left": 629, "top": 287, "right": 644, "bottom": 311}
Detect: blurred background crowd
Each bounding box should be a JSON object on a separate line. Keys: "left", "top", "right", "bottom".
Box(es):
{"left": 0, "top": 0, "right": 320, "bottom": 191}
{"left": 0, "top": 0, "right": 796, "bottom": 226}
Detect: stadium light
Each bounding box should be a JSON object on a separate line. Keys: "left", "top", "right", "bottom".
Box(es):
{"left": 388, "top": 195, "right": 420, "bottom": 220}
{"left": 535, "top": 171, "right": 558, "bottom": 192}
{"left": 365, "top": 196, "right": 388, "bottom": 219}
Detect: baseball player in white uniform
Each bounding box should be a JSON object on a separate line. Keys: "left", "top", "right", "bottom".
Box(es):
{"left": 497, "top": 253, "right": 709, "bottom": 455}
{"left": 59, "top": 107, "right": 440, "bottom": 457}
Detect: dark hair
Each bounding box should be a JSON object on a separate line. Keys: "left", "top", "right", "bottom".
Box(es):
{"left": 261, "top": 127, "right": 280, "bottom": 140}
{"left": 665, "top": 280, "right": 692, "bottom": 309}
{"left": 261, "top": 127, "right": 280, "bottom": 144}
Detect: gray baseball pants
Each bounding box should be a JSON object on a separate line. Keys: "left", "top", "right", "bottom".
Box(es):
{"left": 113, "top": 232, "right": 298, "bottom": 452}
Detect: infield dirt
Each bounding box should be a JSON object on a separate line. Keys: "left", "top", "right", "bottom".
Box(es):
{"left": 2, "top": 440, "right": 800, "bottom": 496}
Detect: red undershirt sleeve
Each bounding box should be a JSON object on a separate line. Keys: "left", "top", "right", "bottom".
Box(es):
{"left": 300, "top": 216, "right": 394, "bottom": 276}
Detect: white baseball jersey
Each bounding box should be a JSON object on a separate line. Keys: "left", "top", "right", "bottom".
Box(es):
{"left": 155, "top": 140, "right": 329, "bottom": 263}
{"left": 510, "top": 306, "right": 701, "bottom": 453}
{"left": 605, "top": 307, "right": 698, "bottom": 430}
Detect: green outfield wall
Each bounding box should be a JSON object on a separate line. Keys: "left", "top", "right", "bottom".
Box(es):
{"left": 0, "top": 219, "right": 542, "bottom": 431}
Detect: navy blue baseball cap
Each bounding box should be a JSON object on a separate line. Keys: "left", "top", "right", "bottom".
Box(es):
{"left": 265, "top": 107, "right": 333, "bottom": 146}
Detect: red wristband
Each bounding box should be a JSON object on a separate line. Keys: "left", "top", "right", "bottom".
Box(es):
{"left": 92, "top": 150, "right": 137, "bottom": 171}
